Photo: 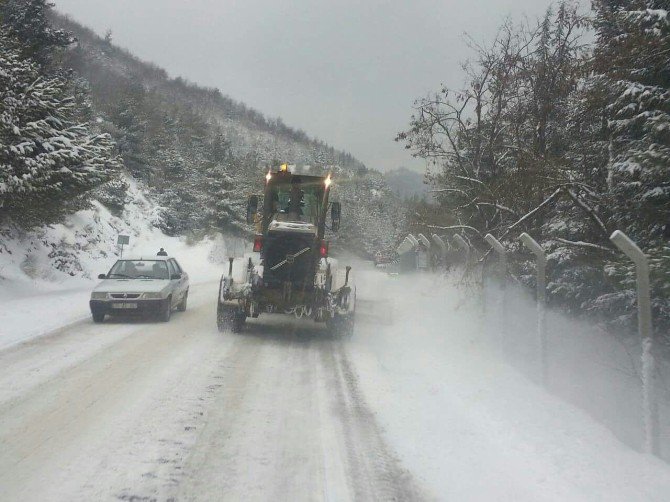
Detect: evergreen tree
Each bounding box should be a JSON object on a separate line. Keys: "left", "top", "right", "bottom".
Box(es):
{"left": 0, "top": 32, "right": 120, "bottom": 226}
{"left": 586, "top": 0, "right": 670, "bottom": 329}
{"left": 593, "top": 0, "right": 670, "bottom": 243}
{"left": 1, "top": 0, "right": 73, "bottom": 64}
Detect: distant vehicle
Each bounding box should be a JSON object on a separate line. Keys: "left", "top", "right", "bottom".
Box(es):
{"left": 89, "top": 256, "right": 189, "bottom": 323}
{"left": 217, "top": 164, "right": 355, "bottom": 335}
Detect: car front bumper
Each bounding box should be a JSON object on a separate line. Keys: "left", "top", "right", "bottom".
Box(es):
{"left": 90, "top": 299, "right": 166, "bottom": 317}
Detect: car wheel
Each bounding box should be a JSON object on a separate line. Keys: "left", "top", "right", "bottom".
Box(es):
{"left": 92, "top": 312, "right": 105, "bottom": 323}
{"left": 177, "top": 290, "right": 188, "bottom": 312}
{"left": 160, "top": 297, "right": 172, "bottom": 322}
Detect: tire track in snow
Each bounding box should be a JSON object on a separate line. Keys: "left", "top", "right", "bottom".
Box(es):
{"left": 319, "top": 340, "right": 426, "bottom": 501}
{"left": 0, "top": 279, "right": 426, "bottom": 501}
{"left": 0, "top": 283, "right": 229, "bottom": 501}
{"left": 176, "top": 314, "right": 426, "bottom": 501}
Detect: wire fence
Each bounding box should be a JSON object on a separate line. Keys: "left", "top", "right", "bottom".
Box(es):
{"left": 396, "top": 231, "right": 669, "bottom": 461}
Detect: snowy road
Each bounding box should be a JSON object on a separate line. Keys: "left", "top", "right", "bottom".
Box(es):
{"left": 0, "top": 278, "right": 421, "bottom": 501}
{"left": 2, "top": 263, "right": 670, "bottom": 501}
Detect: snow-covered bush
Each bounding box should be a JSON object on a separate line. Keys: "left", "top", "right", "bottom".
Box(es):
{"left": 92, "top": 176, "right": 130, "bottom": 215}
{"left": 333, "top": 169, "right": 406, "bottom": 257}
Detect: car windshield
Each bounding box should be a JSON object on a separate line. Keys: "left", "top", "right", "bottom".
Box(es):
{"left": 269, "top": 180, "right": 323, "bottom": 225}
{"left": 108, "top": 260, "right": 170, "bottom": 279}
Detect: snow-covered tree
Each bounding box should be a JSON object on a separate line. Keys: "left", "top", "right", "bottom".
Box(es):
{"left": 0, "top": 32, "right": 121, "bottom": 226}
{"left": 397, "top": 3, "right": 588, "bottom": 240}
{"left": 397, "top": 0, "right": 670, "bottom": 332}
{"left": 93, "top": 177, "right": 129, "bottom": 216}
{"left": 586, "top": 0, "right": 670, "bottom": 330}
{"left": 334, "top": 170, "right": 406, "bottom": 256}
{"left": 1, "top": 0, "right": 74, "bottom": 64}
{"left": 40, "top": 11, "right": 398, "bottom": 252}
{"left": 593, "top": 0, "right": 670, "bottom": 243}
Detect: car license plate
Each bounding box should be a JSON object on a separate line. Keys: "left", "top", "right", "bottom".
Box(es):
{"left": 112, "top": 302, "right": 138, "bottom": 309}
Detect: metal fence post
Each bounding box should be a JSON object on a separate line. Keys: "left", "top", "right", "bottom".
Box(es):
{"left": 453, "top": 234, "right": 470, "bottom": 264}
{"left": 417, "top": 233, "right": 431, "bottom": 249}
{"left": 453, "top": 234, "right": 487, "bottom": 311}
{"left": 417, "top": 234, "right": 431, "bottom": 272}
{"left": 431, "top": 234, "right": 447, "bottom": 253}
{"left": 610, "top": 230, "right": 658, "bottom": 456}
{"left": 519, "top": 232, "right": 547, "bottom": 387}
{"left": 484, "top": 234, "right": 507, "bottom": 280}
{"left": 485, "top": 234, "right": 507, "bottom": 353}
{"left": 432, "top": 234, "right": 448, "bottom": 271}
{"left": 407, "top": 234, "right": 420, "bottom": 270}
{"left": 396, "top": 236, "right": 413, "bottom": 255}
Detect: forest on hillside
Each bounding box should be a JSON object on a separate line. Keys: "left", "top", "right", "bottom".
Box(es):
{"left": 0, "top": 0, "right": 404, "bottom": 257}
{"left": 398, "top": 0, "right": 670, "bottom": 334}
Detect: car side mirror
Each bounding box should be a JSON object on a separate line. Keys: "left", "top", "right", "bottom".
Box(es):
{"left": 172, "top": 272, "right": 182, "bottom": 280}
{"left": 98, "top": 273, "right": 107, "bottom": 279}
{"left": 246, "top": 195, "right": 259, "bottom": 225}
{"left": 331, "top": 202, "right": 341, "bottom": 232}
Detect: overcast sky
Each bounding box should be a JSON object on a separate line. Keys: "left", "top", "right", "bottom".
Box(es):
{"left": 54, "top": 0, "right": 589, "bottom": 173}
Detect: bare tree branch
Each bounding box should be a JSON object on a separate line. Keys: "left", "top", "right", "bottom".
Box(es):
{"left": 565, "top": 189, "right": 610, "bottom": 238}
{"left": 553, "top": 237, "right": 615, "bottom": 253}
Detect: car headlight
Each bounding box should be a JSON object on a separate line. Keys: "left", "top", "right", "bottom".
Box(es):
{"left": 91, "top": 292, "right": 108, "bottom": 300}
{"left": 142, "top": 292, "right": 163, "bottom": 299}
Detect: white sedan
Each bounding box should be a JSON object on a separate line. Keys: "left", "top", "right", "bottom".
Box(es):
{"left": 89, "top": 256, "right": 189, "bottom": 323}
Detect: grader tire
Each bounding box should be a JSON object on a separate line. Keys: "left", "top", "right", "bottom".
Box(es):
{"left": 327, "top": 313, "right": 355, "bottom": 337}
{"left": 217, "top": 303, "right": 246, "bottom": 333}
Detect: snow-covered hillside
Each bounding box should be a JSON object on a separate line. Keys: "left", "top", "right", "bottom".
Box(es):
{"left": 0, "top": 176, "right": 241, "bottom": 349}
{"left": 47, "top": 13, "right": 405, "bottom": 254}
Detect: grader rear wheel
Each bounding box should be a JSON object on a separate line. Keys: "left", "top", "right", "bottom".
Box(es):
{"left": 326, "top": 313, "right": 355, "bottom": 337}
{"left": 217, "top": 303, "right": 246, "bottom": 333}
{"left": 327, "top": 287, "right": 356, "bottom": 337}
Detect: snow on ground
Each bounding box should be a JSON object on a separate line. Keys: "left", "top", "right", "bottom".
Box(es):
{"left": 350, "top": 266, "right": 670, "bottom": 501}
{"left": 3, "top": 224, "right": 670, "bottom": 500}
{"left": 0, "top": 177, "right": 244, "bottom": 350}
